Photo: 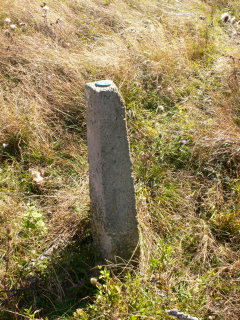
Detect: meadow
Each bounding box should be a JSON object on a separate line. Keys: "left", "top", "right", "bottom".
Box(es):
{"left": 0, "top": 0, "right": 240, "bottom": 319}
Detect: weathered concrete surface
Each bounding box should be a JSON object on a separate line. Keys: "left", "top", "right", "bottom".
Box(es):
{"left": 85, "top": 81, "right": 139, "bottom": 262}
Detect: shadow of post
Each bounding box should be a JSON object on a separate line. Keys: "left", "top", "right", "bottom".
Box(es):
{"left": 0, "top": 215, "right": 97, "bottom": 320}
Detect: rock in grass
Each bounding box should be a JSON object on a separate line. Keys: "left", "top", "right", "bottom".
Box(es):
{"left": 166, "top": 309, "right": 201, "bottom": 320}
{"left": 221, "top": 13, "right": 231, "bottom": 23}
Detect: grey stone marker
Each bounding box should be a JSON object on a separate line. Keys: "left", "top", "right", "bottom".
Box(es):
{"left": 85, "top": 80, "right": 139, "bottom": 262}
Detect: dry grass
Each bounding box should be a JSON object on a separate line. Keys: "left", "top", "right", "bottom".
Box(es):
{"left": 0, "top": 0, "right": 240, "bottom": 319}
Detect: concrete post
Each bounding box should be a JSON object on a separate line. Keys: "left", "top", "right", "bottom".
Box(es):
{"left": 85, "top": 80, "right": 139, "bottom": 262}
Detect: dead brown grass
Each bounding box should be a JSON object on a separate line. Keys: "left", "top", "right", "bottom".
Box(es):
{"left": 0, "top": 0, "right": 240, "bottom": 319}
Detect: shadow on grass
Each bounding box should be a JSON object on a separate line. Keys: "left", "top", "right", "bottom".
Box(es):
{"left": 1, "top": 217, "right": 97, "bottom": 320}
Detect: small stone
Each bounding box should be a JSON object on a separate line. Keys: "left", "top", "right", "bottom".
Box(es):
{"left": 221, "top": 13, "right": 231, "bottom": 23}
{"left": 10, "top": 24, "right": 16, "bottom": 30}
{"left": 167, "top": 309, "right": 178, "bottom": 316}
{"left": 5, "top": 18, "right": 11, "bottom": 23}
{"left": 166, "top": 309, "right": 201, "bottom": 320}
{"left": 42, "top": 5, "right": 49, "bottom": 11}
{"left": 157, "top": 105, "right": 165, "bottom": 113}
{"left": 166, "top": 86, "right": 174, "bottom": 94}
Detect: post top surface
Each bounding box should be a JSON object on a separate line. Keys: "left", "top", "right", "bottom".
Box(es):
{"left": 95, "top": 80, "right": 113, "bottom": 87}
{"left": 86, "top": 80, "right": 117, "bottom": 92}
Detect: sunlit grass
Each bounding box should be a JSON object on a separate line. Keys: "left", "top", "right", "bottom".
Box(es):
{"left": 0, "top": 0, "right": 240, "bottom": 319}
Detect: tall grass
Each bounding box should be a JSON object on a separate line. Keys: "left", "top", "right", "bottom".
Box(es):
{"left": 0, "top": 0, "right": 240, "bottom": 319}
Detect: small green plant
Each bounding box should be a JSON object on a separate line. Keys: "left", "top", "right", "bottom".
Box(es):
{"left": 23, "top": 306, "right": 44, "bottom": 319}
{"left": 22, "top": 205, "right": 48, "bottom": 236}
